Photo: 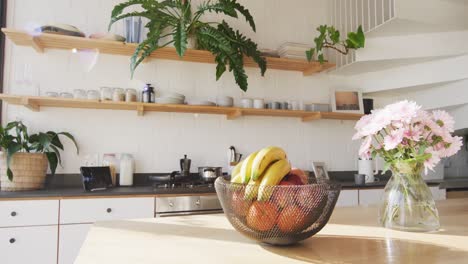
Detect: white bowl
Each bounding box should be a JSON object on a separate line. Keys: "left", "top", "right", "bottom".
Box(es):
{"left": 158, "top": 91, "right": 185, "bottom": 100}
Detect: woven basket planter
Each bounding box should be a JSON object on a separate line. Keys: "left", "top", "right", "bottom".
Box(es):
{"left": 0, "top": 152, "right": 48, "bottom": 191}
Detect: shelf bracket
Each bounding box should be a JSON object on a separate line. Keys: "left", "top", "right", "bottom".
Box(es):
{"left": 302, "top": 113, "right": 321, "bottom": 122}
{"left": 137, "top": 105, "right": 145, "bottom": 116}
{"left": 31, "top": 37, "right": 44, "bottom": 53}
{"left": 227, "top": 109, "right": 242, "bottom": 120}
{"left": 20, "top": 97, "right": 40, "bottom": 112}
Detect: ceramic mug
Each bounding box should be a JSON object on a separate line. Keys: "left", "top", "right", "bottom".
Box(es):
{"left": 253, "top": 99, "right": 265, "bottom": 109}
{"left": 240, "top": 98, "right": 253, "bottom": 108}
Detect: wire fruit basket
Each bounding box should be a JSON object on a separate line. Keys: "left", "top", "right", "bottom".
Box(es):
{"left": 215, "top": 177, "right": 341, "bottom": 246}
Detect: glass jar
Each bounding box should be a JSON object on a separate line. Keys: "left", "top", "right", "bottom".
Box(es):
{"left": 102, "top": 154, "right": 119, "bottom": 186}
{"left": 112, "top": 88, "right": 125, "bottom": 102}
{"left": 379, "top": 161, "right": 440, "bottom": 232}
{"left": 100, "top": 87, "right": 113, "bottom": 101}
{"left": 73, "top": 89, "right": 87, "bottom": 99}
{"left": 141, "top": 84, "right": 155, "bottom": 103}
{"left": 125, "top": 88, "right": 137, "bottom": 102}
{"left": 119, "top": 153, "right": 134, "bottom": 186}
{"left": 87, "top": 90, "right": 100, "bottom": 100}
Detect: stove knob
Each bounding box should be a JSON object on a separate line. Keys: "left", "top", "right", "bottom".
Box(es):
{"left": 169, "top": 201, "right": 174, "bottom": 207}
{"left": 195, "top": 199, "right": 201, "bottom": 206}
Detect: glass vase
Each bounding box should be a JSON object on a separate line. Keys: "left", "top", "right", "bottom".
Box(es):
{"left": 379, "top": 161, "right": 440, "bottom": 232}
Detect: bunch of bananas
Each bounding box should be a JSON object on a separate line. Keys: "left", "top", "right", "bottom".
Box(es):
{"left": 230, "top": 146, "right": 291, "bottom": 201}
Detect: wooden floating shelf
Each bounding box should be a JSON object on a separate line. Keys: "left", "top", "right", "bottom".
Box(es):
{"left": 2, "top": 28, "right": 335, "bottom": 76}
{"left": 0, "top": 94, "right": 363, "bottom": 122}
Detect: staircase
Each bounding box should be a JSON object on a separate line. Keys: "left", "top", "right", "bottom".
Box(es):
{"left": 325, "top": 0, "right": 468, "bottom": 110}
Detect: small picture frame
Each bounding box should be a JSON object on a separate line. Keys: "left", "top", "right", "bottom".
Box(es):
{"left": 312, "top": 162, "right": 329, "bottom": 181}
{"left": 330, "top": 89, "right": 364, "bottom": 114}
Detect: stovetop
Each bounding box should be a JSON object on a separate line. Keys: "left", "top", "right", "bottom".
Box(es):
{"left": 153, "top": 182, "right": 214, "bottom": 190}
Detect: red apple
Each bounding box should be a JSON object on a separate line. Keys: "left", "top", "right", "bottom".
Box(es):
{"left": 289, "top": 168, "right": 308, "bottom": 185}
{"left": 271, "top": 181, "right": 296, "bottom": 209}
{"left": 295, "top": 187, "right": 327, "bottom": 210}
{"left": 283, "top": 174, "right": 305, "bottom": 185}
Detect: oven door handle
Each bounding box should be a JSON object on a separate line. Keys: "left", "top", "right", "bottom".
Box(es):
{"left": 156, "top": 210, "right": 223, "bottom": 217}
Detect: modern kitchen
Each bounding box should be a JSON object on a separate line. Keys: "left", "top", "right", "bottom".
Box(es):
{"left": 0, "top": 0, "right": 468, "bottom": 263}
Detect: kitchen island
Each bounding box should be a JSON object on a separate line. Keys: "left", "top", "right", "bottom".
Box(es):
{"left": 75, "top": 198, "right": 468, "bottom": 264}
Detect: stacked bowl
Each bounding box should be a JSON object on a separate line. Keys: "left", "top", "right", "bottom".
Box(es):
{"left": 155, "top": 91, "right": 185, "bottom": 105}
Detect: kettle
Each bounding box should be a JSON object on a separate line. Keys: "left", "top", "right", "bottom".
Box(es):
{"left": 358, "top": 159, "right": 379, "bottom": 183}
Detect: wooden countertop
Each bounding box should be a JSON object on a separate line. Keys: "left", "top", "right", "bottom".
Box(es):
{"left": 75, "top": 198, "right": 468, "bottom": 264}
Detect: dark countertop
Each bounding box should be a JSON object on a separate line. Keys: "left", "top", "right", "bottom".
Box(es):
{"left": 0, "top": 186, "right": 217, "bottom": 200}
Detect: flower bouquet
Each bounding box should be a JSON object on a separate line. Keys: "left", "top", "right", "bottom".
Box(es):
{"left": 353, "top": 100, "right": 462, "bottom": 231}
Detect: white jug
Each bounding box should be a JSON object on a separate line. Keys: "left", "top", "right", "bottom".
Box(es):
{"left": 358, "top": 159, "right": 379, "bottom": 183}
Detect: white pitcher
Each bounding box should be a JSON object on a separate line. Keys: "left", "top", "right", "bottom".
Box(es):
{"left": 358, "top": 159, "right": 379, "bottom": 183}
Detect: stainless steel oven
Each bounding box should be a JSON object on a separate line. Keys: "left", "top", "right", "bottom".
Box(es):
{"left": 155, "top": 195, "right": 223, "bottom": 217}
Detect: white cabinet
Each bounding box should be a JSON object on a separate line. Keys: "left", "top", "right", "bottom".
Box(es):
{"left": 60, "top": 198, "right": 155, "bottom": 224}
{"left": 58, "top": 224, "right": 92, "bottom": 264}
{"left": 0, "top": 225, "right": 58, "bottom": 264}
{"left": 359, "top": 189, "right": 385, "bottom": 206}
{"left": 336, "top": 190, "right": 359, "bottom": 207}
{"left": 0, "top": 200, "right": 59, "bottom": 227}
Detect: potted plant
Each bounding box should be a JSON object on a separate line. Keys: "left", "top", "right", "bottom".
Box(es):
{"left": 109, "top": 0, "right": 266, "bottom": 92}
{"left": 306, "top": 25, "right": 365, "bottom": 64}
{"left": 0, "top": 121, "right": 79, "bottom": 191}
{"left": 353, "top": 101, "right": 462, "bottom": 231}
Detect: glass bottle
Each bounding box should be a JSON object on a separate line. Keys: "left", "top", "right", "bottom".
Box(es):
{"left": 141, "top": 84, "right": 155, "bottom": 103}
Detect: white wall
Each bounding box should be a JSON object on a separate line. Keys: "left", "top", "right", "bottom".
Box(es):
{"left": 3, "top": 0, "right": 362, "bottom": 174}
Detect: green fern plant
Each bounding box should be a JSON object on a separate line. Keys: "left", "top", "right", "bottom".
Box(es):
{"left": 109, "top": 0, "right": 266, "bottom": 92}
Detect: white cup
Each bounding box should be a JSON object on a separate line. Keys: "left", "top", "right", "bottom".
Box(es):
{"left": 290, "top": 100, "right": 299, "bottom": 110}
{"left": 253, "top": 99, "right": 265, "bottom": 109}
{"left": 241, "top": 98, "right": 253, "bottom": 108}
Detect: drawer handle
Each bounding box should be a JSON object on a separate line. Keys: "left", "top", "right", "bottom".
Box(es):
{"left": 106, "top": 208, "right": 112, "bottom": 213}
{"left": 9, "top": 238, "right": 16, "bottom": 244}
{"left": 10, "top": 211, "right": 17, "bottom": 217}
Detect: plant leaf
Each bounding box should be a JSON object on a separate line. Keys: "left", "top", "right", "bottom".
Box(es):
{"left": 174, "top": 19, "right": 188, "bottom": 57}
{"left": 318, "top": 53, "right": 325, "bottom": 64}
{"left": 37, "top": 132, "right": 52, "bottom": 151}
{"left": 57, "top": 132, "right": 79, "bottom": 154}
{"left": 46, "top": 152, "right": 59, "bottom": 176}
{"left": 306, "top": 48, "right": 315, "bottom": 62}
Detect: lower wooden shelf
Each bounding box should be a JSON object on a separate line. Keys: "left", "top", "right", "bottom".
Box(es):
{"left": 0, "top": 94, "right": 363, "bottom": 122}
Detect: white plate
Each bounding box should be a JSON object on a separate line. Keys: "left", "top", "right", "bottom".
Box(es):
{"left": 187, "top": 100, "right": 216, "bottom": 106}
{"left": 155, "top": 97, "right": 185, "bottom": 104}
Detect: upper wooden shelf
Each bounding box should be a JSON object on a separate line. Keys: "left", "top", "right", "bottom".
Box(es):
{"left": 0, "top": 94, "right": 363, "bottom": 122}
{"left": 2, "top": 28, "right": 334, "bottom": 76}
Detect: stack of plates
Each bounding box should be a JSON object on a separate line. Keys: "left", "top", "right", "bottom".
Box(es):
{"left": 187, "top": 99, "right": 216, "bottom": 106}
{"left": 155, "top": 91, "right": 185, "bottom": 105}
{"left": 278, "top": 43, "right": 313, "bottom": 60}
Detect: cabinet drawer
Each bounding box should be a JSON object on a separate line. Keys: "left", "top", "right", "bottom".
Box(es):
{"left": 0, "top": 200, "right": 59, "bottom": 227}
{"left": 0, "top": 225, "right": 58, "bottom": 264}
{"left": 60, "top": 198, "right": 155, "bottom": 224}
{"left": 59, "top": 224, "right": 92, "bottom": 264}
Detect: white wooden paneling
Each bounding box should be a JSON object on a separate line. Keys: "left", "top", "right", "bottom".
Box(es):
{"left": 60, "top": 198, "right": 155, "bottom": 224}
{"left": 0, "top": 225, "right": 58, "bottom": 264}
{"left": 59, "top": 224, "right": 92, "bottom": 264}
{"left": 336, "top": 190, "right": 359, "bottom": 207}
{"left": 0, "top": 200, "right": 59, "bottom": 227}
